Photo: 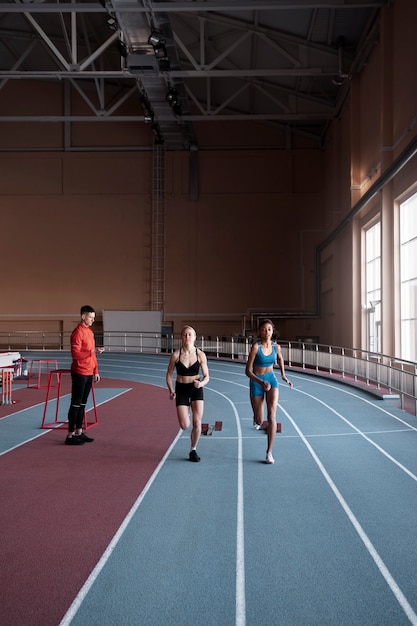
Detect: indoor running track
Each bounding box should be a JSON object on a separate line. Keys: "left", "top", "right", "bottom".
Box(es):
{"left": 1, "top": 351, "right": 417, "bottom": 626}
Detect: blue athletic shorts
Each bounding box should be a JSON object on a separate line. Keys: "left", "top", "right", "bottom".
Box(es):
{"left": 175, "top": 381, "right": 204, "bottom": 406}
{"left": 250, "top": 371, "right": 278, "bottom": 397}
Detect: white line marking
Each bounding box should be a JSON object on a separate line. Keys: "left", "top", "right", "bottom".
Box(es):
{"left": 293, "top": 387, "right": 417, "bottom": 483}
{"left": 279, "top": 403, "right": 417, "bottom": 625}
{"left": 290, "top": 373, "right": 416, "bottom": 428}
{"left": 209, "top": 388, "right": 246, "bottom": 626}
{"left": 0, "top": 389, "right": 132, "bottom": 456}
{"left": 0, "top": 400, "right": 46, "bottom": 421}
{"left": 0, "top": 429, "right": 52, "bottom": 456}
{"left": 58, "top": 430, "right": 183, "bottom": 626}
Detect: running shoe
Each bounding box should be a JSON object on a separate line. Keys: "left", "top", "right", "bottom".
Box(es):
{"left": 265, "top": 452, "right": 275, "bottom": 464}
{"left": 65, "top": 436, "right": 84, "bottom": 445}
{"left": 254, "top": 423, "right": 261, "bottom": 430}
{"left": 76, "top": 432, "right": 94, "bottom": 442}
{"left": 189, "top": 450, "right": 201, "bottom": 462}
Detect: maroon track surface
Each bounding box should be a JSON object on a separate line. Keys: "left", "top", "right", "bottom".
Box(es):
{"left": 0, "top": 379, "right": 178, "bottom": 626}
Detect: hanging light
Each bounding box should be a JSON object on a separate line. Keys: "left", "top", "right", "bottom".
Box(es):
{"left": 106, "top": 15, "right": 118, "bottom": 30}
{"left": 148, "top": 30, "right": 165, "bottom": 48}
{"left": 166, "top": 88, "right": 182, "bottom": 115}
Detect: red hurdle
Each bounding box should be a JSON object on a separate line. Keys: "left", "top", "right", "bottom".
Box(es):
{"left": 41, "top": 369, "right": 98, "bottom": 430}
{"left": 27, "top": 359, "right": 58, "bottom": 389}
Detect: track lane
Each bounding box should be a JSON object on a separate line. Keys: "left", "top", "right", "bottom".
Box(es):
{"left": 4, "top": 351, "right": 417, "bottom": 625}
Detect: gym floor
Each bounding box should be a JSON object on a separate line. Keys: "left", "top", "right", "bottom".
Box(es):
{"left": 1, "top": 351, "right": 417, "bottom": 626}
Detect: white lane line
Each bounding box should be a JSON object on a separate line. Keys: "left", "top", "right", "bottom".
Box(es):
{"left": 0, "top": 400, "right": 47, "bottom": 421}
{"left": 58, "top": 429, "right": 183, "bottom": 626}
{"left": 280, "top": 402, "right": 417, "bottom": 625}
{"left": 209, "top": 388, "right": 246, "bottom": 626}
{"left": 289, "top": 373, "right": 416, "bottom": 429}
{"left": 293, "top": 387, "right": 417, "bottom": 483}
{"left": 0, "top": 389, "right": 132, "bottom": 456}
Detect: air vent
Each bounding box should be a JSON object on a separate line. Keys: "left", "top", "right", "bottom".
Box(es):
{"left": 127, "top": 53, "right": 158, "bottom": 74}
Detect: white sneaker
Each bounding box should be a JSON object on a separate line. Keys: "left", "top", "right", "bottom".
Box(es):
{"left": 266, "top": 452, "right": 275, "bottom": 464}
{"left": 254, "top": 423, "right": 261, "bottom": 430}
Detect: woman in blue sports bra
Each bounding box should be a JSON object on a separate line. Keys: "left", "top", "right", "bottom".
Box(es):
{"left": 245, "top": 319, "right": 293, "bottom": 465}
{"left": 166, "top": 325, "right": 209, "bottom": 463}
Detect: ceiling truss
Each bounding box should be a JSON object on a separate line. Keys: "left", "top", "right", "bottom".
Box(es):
{"left": 0, "top": 0, "right": 386, "bottom": 149}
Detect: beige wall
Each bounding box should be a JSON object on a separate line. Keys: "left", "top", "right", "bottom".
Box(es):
{"left": 1, "top": 0, "right": 417, "bottom": 354}
{"left": 164, "top": 149, "right": 324, "bottom": 338}
{"left": 0, "top": 147, "right": 325, "bottom": 341}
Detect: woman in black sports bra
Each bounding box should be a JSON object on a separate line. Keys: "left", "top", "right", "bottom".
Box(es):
{"left": 166, "top": 325, "right": 209, "bottom": 462}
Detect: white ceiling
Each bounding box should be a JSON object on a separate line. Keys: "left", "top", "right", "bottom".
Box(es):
{"left": 0, "top": 1, "right": 387, "bottom": 150}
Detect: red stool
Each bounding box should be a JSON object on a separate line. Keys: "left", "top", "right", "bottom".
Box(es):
{"left": 41, "top": 369, "right": 98, "bottom": 430}
{"left": 27, "top": 359, "right": 58, "bottom": 389}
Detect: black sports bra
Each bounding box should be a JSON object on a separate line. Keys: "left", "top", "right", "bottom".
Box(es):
{"left": 175, "top": 348, "right": 200, "bottom": 376}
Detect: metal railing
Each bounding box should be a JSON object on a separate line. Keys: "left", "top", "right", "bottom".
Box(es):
{"left": 283, "top": 343, "right": 417, "bottom": 415}
{"left": 1, "top": 331, "right": 416, "bottom": 415}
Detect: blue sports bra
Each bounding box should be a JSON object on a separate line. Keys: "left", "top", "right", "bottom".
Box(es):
{"left": 175, "top": 348, "right": 200, "bottom": 376}
{"left": 254, "top": 341, "right": 277, "bottom": 367}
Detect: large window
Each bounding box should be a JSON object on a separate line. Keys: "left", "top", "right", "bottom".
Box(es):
{"left": 365, "top": 221, "right": 381, "bottom": 353}
{"left": 400, "top": 193, "right": 417, "bottom": 362}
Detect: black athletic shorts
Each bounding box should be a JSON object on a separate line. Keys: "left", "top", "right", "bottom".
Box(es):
{"left": 175, "top": 381, "right": 204, "bottom": 406}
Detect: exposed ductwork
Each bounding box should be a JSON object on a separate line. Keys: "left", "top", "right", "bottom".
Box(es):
{"left": 111, "top": 0, "right": 197, "bottom": 150}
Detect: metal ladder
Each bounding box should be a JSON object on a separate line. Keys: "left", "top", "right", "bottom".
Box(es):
{"left": 150, "top": 143, "right": 166, "bottom": 312}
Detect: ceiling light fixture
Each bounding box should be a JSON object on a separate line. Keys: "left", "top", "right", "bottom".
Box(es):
{"left": 166, "top": 88, "right": 182, "bottom": 115}
{"left": 117, "top": 40, "right": 128, "bottom": 59}
{"left": 106, "top": 15, "right": 117, "bottom": 30}
{"left": 148, "top": 29, "right": 170, "bottom": 71}
{"left": 153, "top": 42, "right": 167, "bottom": 60}
{"left": 166, "top": 88, "right": 178, "bottom": 104}
{"left": 332, "top": 36, "right": 351, "bottom": 86}
{"left": 148, "top": 30, "right": 165, "bottom": 48}
{"left": 140, "top": 94, "right": 154, "bottom": 123}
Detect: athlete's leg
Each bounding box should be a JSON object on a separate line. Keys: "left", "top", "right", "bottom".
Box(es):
{"left": 251, "top": 393, "right": 265, "bottom": 427}
{"left": 67, "top": 372, "right": 85, "bottom": 435}
{"left": 75, "top": 375, "right": 93, "bottom": 432}
{"left": 176, "top": 404, "right": 191, "bottom": 430}
{"left": 190, "top": 399, "right": 204, "bottom": 449}
{"left": 265, "top": 387, "right": 279, "bottom": 456}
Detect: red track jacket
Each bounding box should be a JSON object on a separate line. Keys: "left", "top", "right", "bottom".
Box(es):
{"left": 70, "top": 323, "right": 99, "bottom": 376}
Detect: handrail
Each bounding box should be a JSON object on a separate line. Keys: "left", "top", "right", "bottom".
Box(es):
{"left": 1, "top": 331, "right": 416, "bottom": 415}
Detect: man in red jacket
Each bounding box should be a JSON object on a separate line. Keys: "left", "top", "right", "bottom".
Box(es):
{"left": 65, "top": 305, "right": 104, "bottom": 445}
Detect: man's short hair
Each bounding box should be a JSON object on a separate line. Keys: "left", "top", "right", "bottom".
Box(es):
{"left": 80, "top": 305, "right": 95, "bottom": 315}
